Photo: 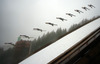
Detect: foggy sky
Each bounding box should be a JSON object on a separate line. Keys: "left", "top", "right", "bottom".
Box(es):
{"left": 0, "top": 0, "right": 100, "bottom": 47}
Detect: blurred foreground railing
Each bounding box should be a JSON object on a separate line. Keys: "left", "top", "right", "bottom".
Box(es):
{"left": 49, "top": 27, "right": 100, "bottom": 64}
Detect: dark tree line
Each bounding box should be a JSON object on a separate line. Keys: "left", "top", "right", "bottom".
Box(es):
{"left": 0, "top": 48, "right": 14, "bottom": 64}
{"left": 31, "top": 28, "right": 67, "bottom": 54}
{"left": 0, "top": 41, "right": 30, "bottom": 64}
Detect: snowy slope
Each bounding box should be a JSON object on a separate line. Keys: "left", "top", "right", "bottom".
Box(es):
{"left": 19, "top": 18, "right": 100, "bottom": 64}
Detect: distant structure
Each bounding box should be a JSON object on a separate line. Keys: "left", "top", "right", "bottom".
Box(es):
{"left": 74, "top": 10, "right": 83, "bottom": 14}
{"left": 88, "top": 4, "right": 95, "bottom": 8}
{"left": 15, "top": 40, "right": 30, "bottom": 48}
{"left": 45, "top": 22, "right": 57, "bottom": 26}
{"left": 82, "top": 7, "right": 90, "bottom": 11}
{"left": 15, "top": 40, "right": 31, "bottom": 62}
{"left": 66, "top": 13, "right": 76, "bottom": 17}
{"left": 33, "top": 28, "right": 46, "bottom": 32}
{"left": 18, "top": 36, "right": 22, "bottom": 41}
{"left": 56, "top": 17, "right": 67, "bottom": 21}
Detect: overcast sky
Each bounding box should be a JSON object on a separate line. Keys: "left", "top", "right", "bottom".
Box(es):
{"left": 0, "top": 0, "right": 100, "bottom": 47}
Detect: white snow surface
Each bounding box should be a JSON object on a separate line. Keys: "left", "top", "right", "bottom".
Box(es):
{"left": 19, "top": 18, "right": 100, "bottom": 64}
